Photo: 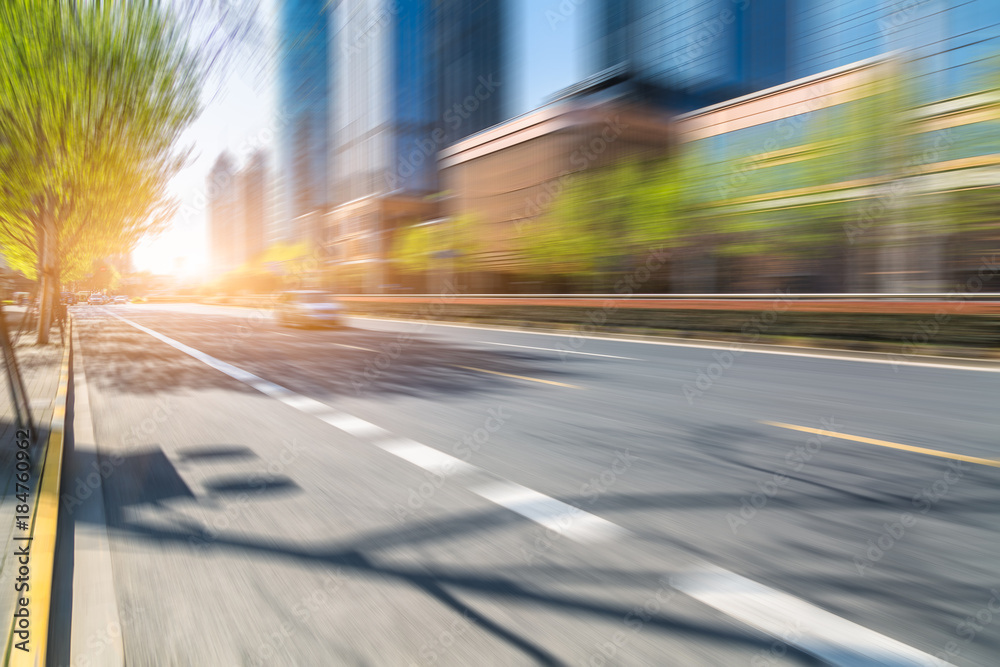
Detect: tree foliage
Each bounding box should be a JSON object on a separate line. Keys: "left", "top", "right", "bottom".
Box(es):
{"left": 0, "top": 0, "right": 257, "bottom": 342}
{"left": 391, "top": 215, "right": 485, "bottom": 275}
{"left": 517, "top": 157, "right": 686, "bottom": 279}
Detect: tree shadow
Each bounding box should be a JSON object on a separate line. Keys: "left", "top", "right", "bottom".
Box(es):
{"left": 76, "top": 317, "right": 592, "bottom": 400}
{"left": 57, "top": 442, "right": 828, "bottom": 666}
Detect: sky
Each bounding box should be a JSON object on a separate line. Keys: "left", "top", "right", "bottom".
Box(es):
{"left": 131, "top": 1, "right": 278, "bottom": 279}
{"left": 131, "top": 0, "right": 588, "bottom": 279}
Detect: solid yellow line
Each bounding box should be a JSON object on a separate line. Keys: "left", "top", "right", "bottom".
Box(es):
{"left": 762, "top": 421, "right": 1000, "bottom": 468}
{"left": 8, "top": 318, "right": 73, "bottom": 667}
{"left": 453, "top": 365, "right": 583, "bottom": 389}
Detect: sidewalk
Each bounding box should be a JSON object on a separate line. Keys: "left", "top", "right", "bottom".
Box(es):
{"left": 0, "top": 310, "right": 67, "bottom": 654}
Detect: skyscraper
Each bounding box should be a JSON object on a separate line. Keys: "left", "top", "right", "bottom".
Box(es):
{"left": 433, "top": 0, "right": 505, "bottom": 145}
{"left": 207, "top": 153, "right": 242, "bottom": 276}
{"left": 277, "top": 0, "right": 330, "bottom": 243}
{"left": 240, "top": 150, "right": 269, "bottom": 263}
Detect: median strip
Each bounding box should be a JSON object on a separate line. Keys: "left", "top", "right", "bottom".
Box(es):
{"left": 762, "top": 421, "right": 1000, "bottom": 468}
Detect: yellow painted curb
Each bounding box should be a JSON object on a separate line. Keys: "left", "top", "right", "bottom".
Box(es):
{"left": 5, "top": 317, "right": 72, "bottom": 667}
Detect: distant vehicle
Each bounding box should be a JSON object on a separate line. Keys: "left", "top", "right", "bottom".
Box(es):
{"left": 113, "top": 295, "right": 128, "bottom": 305}
{"left": 61, "top": 292, "right": 77, "bottom": 305}
{"left": 275, "top": 291, "right": 345, "bottom": 328}
{"left": 88, "top": 294, "right": 106, "bottom": 306}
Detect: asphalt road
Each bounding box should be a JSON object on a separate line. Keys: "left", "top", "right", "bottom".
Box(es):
{"left": 63, "top": 302, "right": 1000, "bottom": 666}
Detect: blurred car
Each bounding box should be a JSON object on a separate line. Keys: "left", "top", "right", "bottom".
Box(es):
{"left": 61, "top": 292, "right": 77, "bottom": 305}
{"left": 112, "top": 295, "right": 128, "bottom": 305}
{"left": 87, "top": 294, "right": 106, "bottom": 306}
{"left": 275, "top": 291, "right": 345, "bottom": 328}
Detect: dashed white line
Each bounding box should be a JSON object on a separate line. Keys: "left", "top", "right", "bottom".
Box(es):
{"left": 105, "top": 311, "right": 951, "bottom": 663}
{"left": 476, "top": 341, "right": 640, "bottom": 360}
{"left": 675, "top": 565, "right": 953, "bottom": 667}
{"left": 107, "top": 312, "right": 619, "bottom": 545}
{"left": 473, "top": 482, "right": 627, "bottom": 542}
{"left": 317, "top": 412, "right": 387, "bottom": 439}
{"left": 376, "top": 437, "right": 474, "bottom": 477}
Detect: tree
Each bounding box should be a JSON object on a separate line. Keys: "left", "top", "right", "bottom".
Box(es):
{"left": 392, "top": 223, "right": 437, "bottom": 275}
{"left": 517, "top": 156, "right": 687, "bottom": 286}
{"left": 0, "top": 0, "right": 258, "bottom": 343}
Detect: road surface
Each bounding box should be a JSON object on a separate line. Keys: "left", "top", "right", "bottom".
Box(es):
{"left": 62, "top": 302, "right": 1000, "bottom": 666}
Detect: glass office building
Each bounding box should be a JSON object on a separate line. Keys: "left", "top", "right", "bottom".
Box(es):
{"left": 277, "top": 0, "right": 330, "bottom": 240}
{"left": 432, "top": 0, "right": 506, "bottom": 146}
{"left": 331, "top": 0, "right": 437, "bottom": 202}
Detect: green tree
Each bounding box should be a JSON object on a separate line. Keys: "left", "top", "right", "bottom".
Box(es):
{"left": 0, "top": 0, "right": 256, "bottom": 342}
{"left": 392, "top": 223, "right": 437, "bottom": 274}
{"left": 517, "top": 156, "right": 686, "bottom": 285}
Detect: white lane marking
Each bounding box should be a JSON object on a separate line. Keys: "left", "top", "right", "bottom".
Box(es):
{"left": 279, "top": 394, "right": 331, "bottom": 414}
{"left": 317, "top": 413, "right": 387, "bottom": 439}
{"left": 674, "top": 566, "right": 953, "bottom": 667}
{"left": 476, "top": 341, "right": 640, "bottom": 360}
{"left": 94, "top": 311, "right": 956, "bottom": 660}
{"left": 377, "top": 437, "right": 475, "bottom": 477}
{"left": 108, "top": 312, "right": 619, "bottom": 543}
{"left": 110, "top": 313, "right": 284, "bottom": 388}
{"left": 331, "top": 343, "right": 375, "bottom": 352}
{"left": 473, "top": 482, "right": 628, "bottom": 542}
{"left": 355, "top": 316, "right": 1000, "bottom": 373}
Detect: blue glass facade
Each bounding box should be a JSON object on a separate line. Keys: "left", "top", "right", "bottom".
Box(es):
{"left": 332, "top": 0, "right": 438, "bottom": 202}
{"left": 277, "top": 0, "right": 330, "bottom": 235}
{"left": 433, "top": 0, "right": 505, "bottom": 145}
{"left": 596, "top": 0, "right": 1000, "bottom": 109}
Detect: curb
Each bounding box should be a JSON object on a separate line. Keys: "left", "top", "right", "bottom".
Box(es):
{"left": 4, "top": 317, "right": 72, "bottom": 667}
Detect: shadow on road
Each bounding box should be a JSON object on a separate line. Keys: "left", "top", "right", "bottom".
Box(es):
{"left": 59, "top": 443, "right": 824, "bottom": 667}
{"left": 76, "top": 315, "right": 591, "bottom": 400}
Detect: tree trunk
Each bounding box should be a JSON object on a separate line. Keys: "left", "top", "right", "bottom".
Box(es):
{"left": 35, "top": 205, "right": 55, "bottom": 345}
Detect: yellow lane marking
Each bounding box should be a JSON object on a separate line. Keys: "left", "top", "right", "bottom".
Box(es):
{"left": 762, "top": 421, "right": 1000, "bottom": 468}
{"left": 453, "top": 365, "right": 583, "bottom": 389}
